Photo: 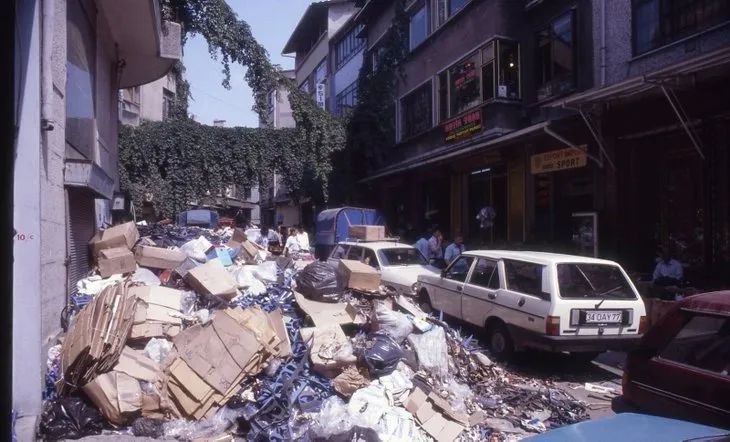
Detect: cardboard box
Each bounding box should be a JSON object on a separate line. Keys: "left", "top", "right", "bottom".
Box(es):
{"left": 134, "top": 245, "right": 187, "bottom": 270}
{"left": 98, "top": 247, "right": 137, "bottom": 278}
{"left": 226, "top": 228, "right": 248, "bottom": 249}
{"left": 348, "top": 225, "right": 385, "bottom": 241}
{"left": 240, "top": 240, "right": 260, "bottom": 262}
{"left": 89, "top": 221, "right": 140, "bottom": 257}
{"left": 338, "top": 259, "right": 381, "bottom": 292}
{"left": 83, "top": 371, "right": 142, "bottom": 425}
{"left": 404, "top": 387, "right": 465, "bottom": 442}
{"left": 186, "top": 259, "right": 241, "bottom": 300}
{"left": 129, "top": 286, "right": 185, "bottom": 325}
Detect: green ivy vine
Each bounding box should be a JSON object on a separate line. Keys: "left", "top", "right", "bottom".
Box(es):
{"left": 330, "top": 0, "right": 410, "bottom": 205}
{"left": 119, "top": 0, "right": 345, "bottom": 218}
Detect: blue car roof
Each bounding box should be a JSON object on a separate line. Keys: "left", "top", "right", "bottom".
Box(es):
{"left": 524, "top": 413, "right": 727, "bottom": 442}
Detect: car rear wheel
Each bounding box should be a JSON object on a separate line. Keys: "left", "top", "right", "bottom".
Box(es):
{"left": 487, "top": 322, "right": 514, "bottom": 361}
{"left": 418, "top": 290, "right": 433, "bottom": 314}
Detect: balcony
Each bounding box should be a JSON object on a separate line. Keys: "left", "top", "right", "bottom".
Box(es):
{"left": 98, "top": 0, "right": 182, "bottom": 88}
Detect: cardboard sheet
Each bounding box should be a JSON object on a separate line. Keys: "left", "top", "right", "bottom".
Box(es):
{"left": 186, "top": 259, "right": 240, "bottom": 300}
{"left": 82, "top": 371, "right": 142, "bottom": 425}
{"left": 114, "top": 346, "right": 161, "bottom": 382}
{"left": 130, "top": 285, "right": 185, "bottom": 325}
{"left": 293, "top": 290, "right": 365, "bottom": 327}
{"left": 300, "top": 325, "right": 357, "bottom": 378}
{"left": 404, "top": 387, "right": 465, "bottom": 442}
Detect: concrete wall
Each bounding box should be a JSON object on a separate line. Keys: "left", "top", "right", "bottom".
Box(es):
{"left": 13, "top": 0, "right": 43, "bottom": 426}
{"left": 328, "top": 3, "right": 358, "bottom": 38}
{"left": 139, "top": 74, "right": 175, "bottom": 121}
{"left": 296, "top": 37, "right": 329, "bottom": 87}
{"left": 276, "top": 204, "right": 301, "bottom": 227}
{"left": 276, "top": 87, "right": 296, "bottom": 128}
{"left": 593, "top": 0, "right": 730, "bottom": 86}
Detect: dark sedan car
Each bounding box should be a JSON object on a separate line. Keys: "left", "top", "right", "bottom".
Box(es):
{"left": 620, "top": 291, "right": 730, "bottom": 429}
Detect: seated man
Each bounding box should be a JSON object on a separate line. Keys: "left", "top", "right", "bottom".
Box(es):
{"left": 651, "top": 247, "right": 685, "bottom": 299}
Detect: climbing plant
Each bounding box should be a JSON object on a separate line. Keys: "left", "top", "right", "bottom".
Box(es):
{"left": 119, "top": 0, "right": 346, "bottom": 218}
{"left": 330, "top": 0, "right": 410, "bottom": 205}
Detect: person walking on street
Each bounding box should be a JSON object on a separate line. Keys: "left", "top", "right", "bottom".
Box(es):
{"left": 414, "top": 228, "right": 431, "bottom": 260}
{"left": 444, "top": 235, "right": 465, "bottom": 265}
{"left": 476, "top": 205, "right": 496, "bottom": 245}
{"left": 284, "top": 227, "right": 301, "bottom": 256}
{"left": 295, "top": 225, "right": 310, "bottom": 252}
{"left": 428, "top": 229, "right": 444, "bottom": 268}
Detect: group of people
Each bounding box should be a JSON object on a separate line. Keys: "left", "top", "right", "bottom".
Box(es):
{"left": 253, "top": 225, "right": 311, "bottom": 257}
{"left": 414, "top": 228, "right": 465, "bottom": 269}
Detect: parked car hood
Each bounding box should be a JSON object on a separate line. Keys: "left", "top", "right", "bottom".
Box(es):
{"left": 523, "top": 413, "right": 728, "bottom": 442}
{"left": 382, "top": 264, "right": 440, "bottom": 284}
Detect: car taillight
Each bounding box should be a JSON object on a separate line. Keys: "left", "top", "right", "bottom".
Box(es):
{"left": 638, "top": 315, "right": 649, "bottom": 334}
{"left": 546, "top": 316, "right": 560, "bottom": 336}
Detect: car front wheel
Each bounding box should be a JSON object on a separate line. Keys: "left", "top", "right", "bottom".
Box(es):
{"left": 487, "top": 322, "right": 514, "bottom": 361}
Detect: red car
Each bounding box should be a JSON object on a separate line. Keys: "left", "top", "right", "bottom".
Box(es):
{"left": 621, "top": 291, "right": 730, "bottom": 429}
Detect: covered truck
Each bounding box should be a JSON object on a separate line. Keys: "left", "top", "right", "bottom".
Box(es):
{"left": 314, "top": 207, "right": 386, "bottom": 260}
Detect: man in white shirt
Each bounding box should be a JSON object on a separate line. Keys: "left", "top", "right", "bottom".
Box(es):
{"left": 295, "top": 225, "right": 310, "bottom": 252}
{"left": 428, "top": 229, "right": 444, "bottom": 267}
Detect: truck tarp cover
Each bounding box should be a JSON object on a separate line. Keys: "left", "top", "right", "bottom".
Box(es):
{"left": 178, "top": 210, "right": 219, "bottom": 228}
{"left": 315, "top": 207, "right": 385, "bottom": 245}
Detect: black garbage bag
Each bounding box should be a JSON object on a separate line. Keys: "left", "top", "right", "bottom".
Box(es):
{"left": 38, "top": 396, "right": 104, "bottom": 440}
{"left": 131, "top": 417, "right": 165, "bottom": 438}
{"left": 361, "top": 332, "right": 404, "bottom": 378}
{"left": 294, "top": 261, "right": 343, "bottom": 303}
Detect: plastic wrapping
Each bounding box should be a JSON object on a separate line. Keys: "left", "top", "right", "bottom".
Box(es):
{"left": 194, "top": 308, "right": 211, "bottom": 325}
{"left": 144, "top": 338, "right": 173, "bottom": 364}
{"left": 253, "top": 261, "right": 278, "bottom": 283}
{"left": 294, "top": 261, "right": 343, "bottom": 302}
{"left": 38, "top": 397, "right": 104, "bottom": 440}
{"left": 180, "top": 291, "right": 197, "bottom": 316}
{"left": 76, "top": 274, "right": 124, "bottom": 296}
{"left": 130, "top": 267, "right": 161, "bottom": 286}
{"left": 308, "top": 396, "right": 382, "bottom": 442}
{"left": 362, "top": 333, "right": 405, "bottom": 378}
{"left": 406, "top": 326, "right": 449, "bottom": 380}
{"left": 132, "top": 417, "right": 165, "bottom": 438}
{"left": 372, "top": 302, "right": 414, "bottom": 344}
{"left": 444, "top": 378, "right": 474, "bottom": 414}
{"left": 230, "top": 266, "right": 267, "bottom": 295}
{"left": 163, "top": 405, "right": 246, "bottom": 440}
{"left": 179, "top": 236, "right": 212, "bottom": 262}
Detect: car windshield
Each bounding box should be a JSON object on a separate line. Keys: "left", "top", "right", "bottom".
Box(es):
{"left": 557, "top": 263, "right": 636, "bottom": 299}
{"left": 378, "top": 248, "right": 428, "bottom": 266}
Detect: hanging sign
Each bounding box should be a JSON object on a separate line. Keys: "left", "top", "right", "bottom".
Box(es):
{"left": 444, "top": 109, "right": 482, "bottom": 142}
{"left": 530, "top": 147, "right": 588, "bottom": 174}
{"left": 316, "top": 83, "right": 326, "bottom": 110}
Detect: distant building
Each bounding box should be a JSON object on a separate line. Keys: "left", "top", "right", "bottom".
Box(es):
{"left": 213, "top": 119, "right": 226, "bottom": 127}
{"left": 119, "top": 72, "right": 178, "bottom": 125}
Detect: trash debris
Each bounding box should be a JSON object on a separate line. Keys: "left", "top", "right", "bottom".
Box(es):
{"left": 362, "top": 332, "right": 405, "bottom": 378}
{"left": 407, "top": 326, "right": 450, "bottom": 380}
{"left": 38, "top": 396, "right": 104, "bottom": 440}
{"left": 333, "top": 366, "right": 370, "bottom": 397}
{"left": 294, "top": 261, "right": 343, "bottom": 302}
{"left": 372, "top": 301, "right": 414, "bottom": 344}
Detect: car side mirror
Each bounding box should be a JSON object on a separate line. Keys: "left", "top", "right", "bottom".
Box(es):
{"left": 440, "top": 269, "right": 447, "bottom": 278}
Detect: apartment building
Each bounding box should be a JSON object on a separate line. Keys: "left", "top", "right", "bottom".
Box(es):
{"left": 13, "top": 0, "right": 181, "bottom": 436}
{"left": 119, "top": 71, "right": 177, "bottom": 126}
{"left": 356, "top": 0, "right": 730, "bottom": 284}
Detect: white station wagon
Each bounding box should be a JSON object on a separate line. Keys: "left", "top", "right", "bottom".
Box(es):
{"left": 327, "top": 240, "right": 441, "bottom": 296}
{"left": 416, "top": 250, "right": 648, "bottom": 361}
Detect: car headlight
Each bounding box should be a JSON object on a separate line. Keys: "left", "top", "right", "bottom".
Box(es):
{"left": 411, "top": 282, "right": 418, "bottom": 294}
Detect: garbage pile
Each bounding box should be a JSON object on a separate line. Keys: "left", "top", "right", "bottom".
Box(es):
{"left": 40, "top": 221, "right": 589, "bottom": 441}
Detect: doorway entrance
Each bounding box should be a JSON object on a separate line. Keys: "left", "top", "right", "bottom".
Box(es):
{"left": 468, "top": 165, "right": 507, "bottom": 245}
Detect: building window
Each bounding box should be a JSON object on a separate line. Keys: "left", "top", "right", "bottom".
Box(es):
{"left": 66, "top": 0, "right": 97, "bottom": 159}
{"left": 400, "top": 81, "right": 433, "bottom": 140}
{"left": 632, "top": 0, "right": 730, "bottom": 55}
{"left": 372, "top": 46, "right": 387, "bottom": 72}
{"left": 436, "top": 0, "right": 472, "bottom": 27}
{"left": 536, "top": 11, "right": 576, "bottom": 101}
{"left": 438, "top": 40, "right": 520, "bottom": 122}
{"left": 335, "top": 81, "right": 358, "bottom": 116}
{"left": 300, "top": 80, "right": 309, "bottom": 94}
{"left": 162, "top": 89, "right": 175, "bottom": 120}
{"left": 410, "top": 3, "right": 429, "bottom": 50}
{"left": 315, "top": 58, "right": 327, "bottom": 85}
{"left": 335, "top": 24, "right": 365, "bottom": 70}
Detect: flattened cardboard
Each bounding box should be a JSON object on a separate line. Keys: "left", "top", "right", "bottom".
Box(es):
{"left": 130, "top": 286, "right": 184, "bottom": 325}
{"left": 82, "top": 371, "right": 142, "bottom": 425}
{"left": 134, "top": 245, "right": 187, "bottom": 270}
{"left": 240, "top": 240, "right": 259, "bottom": 261}
{"left": 186, "top": 259, "right": 240, "bottom": 300}
{"left": 348, "top": 225, "right": 385, "bottom": 241}
{"left": 338, "top": 259, "right": 381, "bottom": 292}
{"left": 130, "top": 323, "right": 180, "bottom": 340}
{"left": 293, "top": 290, "right": 365, "bottom": 327}
{"left": 267, "top": 309, "right": 291, "bottom": 358}
{"left": 114, "top": 346, "right": 161, "bottom": 382}
{"left": 404, "top": 387, "right": 465, "bottom": 442}
{"left": 89, "top": 221, "right": 140, "bottom": 257}
{"left": 226, "top": 228, "right": 248, "bottom": 248}
{"left": 98, "top": 247, "right": 137, "bottom": 278}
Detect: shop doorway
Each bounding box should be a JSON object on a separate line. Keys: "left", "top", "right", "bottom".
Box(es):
{"left": 422, "top": 178, "right": 450, "bottom": 235}
{"left": 468, "top": 166, "right": 507, "bottom": 245}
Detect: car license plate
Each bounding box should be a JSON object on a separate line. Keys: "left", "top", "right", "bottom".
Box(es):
{"left": 585, "top": 310, "right": 622, "bottom": 324}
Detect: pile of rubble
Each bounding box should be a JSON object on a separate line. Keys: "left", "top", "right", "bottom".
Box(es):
{"left": 39, "top": 221, "right": 589, "bottom": 441}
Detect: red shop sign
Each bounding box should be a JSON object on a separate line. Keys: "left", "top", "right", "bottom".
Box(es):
{"left": 443, "top": 109, "right": 482, "bottom": 142}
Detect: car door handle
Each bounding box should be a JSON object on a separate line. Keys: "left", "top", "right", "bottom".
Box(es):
{"left": 456, "top": 285, "right": 463, "bottom": 292}
{"left": 487, "top": 292, "right": 496, "bottom": 300}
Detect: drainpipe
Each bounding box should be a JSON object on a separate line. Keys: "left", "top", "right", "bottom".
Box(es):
{"left": 600, "top": 0, "right": 606, "bottom": 86}
{"left": 41, "top": 0, "right": 55, "bottom": 131}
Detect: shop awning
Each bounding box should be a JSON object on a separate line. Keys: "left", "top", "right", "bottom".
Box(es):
{"left": 545, "top": 46, "right": 730, "bottom": 162}
{"left": 360, "top": 122, "right": 550, "bottom": 183}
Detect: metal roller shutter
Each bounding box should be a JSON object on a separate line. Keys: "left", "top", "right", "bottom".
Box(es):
{"left": 67, "top": 188, "right": 96, "bottom": 297}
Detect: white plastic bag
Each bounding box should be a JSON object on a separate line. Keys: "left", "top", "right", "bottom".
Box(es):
{"left": 406, "top": 326, "right": 449, "bottom": 379}
{"left": 131, "top": 267, "right": 161, "bottom": 286}
{"left": 179, "top": 236, "right": 212, "bottom": 262}
{"left": 252, "top": 261, "right": 277, "bottom": 283}
{"left": 144, "top": 338, "right": 173, "bottom": 364}
{"left": 372, "top": 302, "right": 414, "bottom": 344}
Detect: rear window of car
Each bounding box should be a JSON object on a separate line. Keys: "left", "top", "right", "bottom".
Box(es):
{"left": 659, "top": 314, "right": 730, "bottom": 375}
{"left": 378, "top": 248, "right": 428, "bottom": 266}
{"left": 557, "top": 263, "right": 636, "bottom": 299}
